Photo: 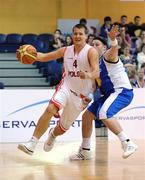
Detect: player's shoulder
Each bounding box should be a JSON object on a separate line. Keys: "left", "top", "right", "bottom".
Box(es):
{"left": 88, "top": 46, "right": 98, "bottom": 56}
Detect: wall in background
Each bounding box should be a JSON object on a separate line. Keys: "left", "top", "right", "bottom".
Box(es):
{"left": 0, "top": 0, "right": 144, "bottom": 34}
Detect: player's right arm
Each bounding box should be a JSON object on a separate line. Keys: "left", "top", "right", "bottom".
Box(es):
{"left": 36, "top": 47, "right": 66, "bottom": 62}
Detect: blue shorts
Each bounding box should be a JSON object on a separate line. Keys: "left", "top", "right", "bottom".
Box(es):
{"left": 88, "top": 88, "right": 134, "bottom": 120}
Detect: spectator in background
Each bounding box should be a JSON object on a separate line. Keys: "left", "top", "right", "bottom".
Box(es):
{"left": 79, "top": 18, "right": 96, "bottom": 35}
{"left": 100, "top": 16, "right": 112, "bottom": 39}
{"left": 135, "top": 30, "right": 145, "bottom": 52}
{"left": 137, "top": 44, "right": 145, "bottom": 69}
{"left": 119, "top": 15, "right": 129, "bottom": 33}
{"left": 127, "top": 66, "right": 138, "bottom": 88}
{"left": 135, "top": 68, "right": 145, "bottom": 88}
{"left": 128, "top": 16, "right": 142, "bottom": 38}
{"left": 120, "top": 46, "right": 137, "bottom": 68}
{"left": 64, "top": 35, "right": 73, "bottom": 46}
{"left": 51, "top": 29, "right": 64, "bottom": 50}
{"left": 51, "top": 29, "right": 64, "bottom": 63}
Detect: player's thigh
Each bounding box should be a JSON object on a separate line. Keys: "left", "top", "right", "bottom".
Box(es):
{"left": 99, "top": 89, "right": 133, "bottom": 119}
{"left": 51, "top": 87, "right": 68, "bottom": 109}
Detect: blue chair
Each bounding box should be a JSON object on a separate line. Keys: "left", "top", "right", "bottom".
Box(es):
{"left": 38, "top": 33, "right": 54, "bottom": 43}
{"left": 42, "top": 61, "right": 63, "bottom": 86}
{"left": 47, "top": 74, "right": 61, "bottom": 86}
{"left": 22, "top": 33, "right": 38, "bottom": 45}
{"left": 44, "top": 61, "right": 62, "bottom": 76}
{"left": 6, "top": 33, "right": 22, "bottom": 44}
{"left": 31, "top": 40, "right": 44, "bottom": 52}
{"left": 0, "top": 34, "right": 7, "bottom": 44}
{"left": 5, "top": 33, "right": 22, "bottom": 52}
{"left": 0, "top": 34, "right": 7, "bottom": 52}
{"left": 38, "top": 33, "right": 54, "bottom": 52}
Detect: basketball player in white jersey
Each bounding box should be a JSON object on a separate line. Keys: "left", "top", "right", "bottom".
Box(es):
{"left": 70, "top": 26, "right": 138, "bottom": 160}
{"left": 17, "top": 24, "right": 100, "bottom": 155}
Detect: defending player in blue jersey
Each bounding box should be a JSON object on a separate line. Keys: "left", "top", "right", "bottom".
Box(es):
{"left": 70, "top": 25, "right": 138, "bottom": 160}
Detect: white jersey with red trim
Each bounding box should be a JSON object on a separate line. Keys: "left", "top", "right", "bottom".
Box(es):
{"left": 62, "top": 44, "right": 96, "bottom": 96}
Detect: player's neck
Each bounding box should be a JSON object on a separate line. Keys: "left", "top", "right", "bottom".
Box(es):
{"left": 74, "top": 43, "right": 86, "bottom": 55}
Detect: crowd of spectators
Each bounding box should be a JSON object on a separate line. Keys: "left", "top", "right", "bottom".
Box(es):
{"left": 48, "top": 16, "right": 145, "bottom": 89}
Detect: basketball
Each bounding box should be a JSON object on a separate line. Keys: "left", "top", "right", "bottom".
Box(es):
{"left": 16, "top": 45, "right": 37, "bottom": 64}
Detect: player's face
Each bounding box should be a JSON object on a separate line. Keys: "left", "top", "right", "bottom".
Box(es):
{"left": 92, "top": 40, "right": 105, "bottom": 55}
{"left": 72, "top": 27, "right": 87, "bottom": 46}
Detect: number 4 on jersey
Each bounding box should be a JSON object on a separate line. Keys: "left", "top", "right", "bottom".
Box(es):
{"left": 73, "top": 60, "right": 77, "bottom": 68}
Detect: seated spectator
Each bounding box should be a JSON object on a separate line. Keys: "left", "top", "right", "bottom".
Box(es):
{"left": 64, "top": 35, "right": 73, "bottom": 46}
{"left": 120, "top": 46, "right": 137, "bottom": 68}
{"left": 128, "top": 16, "right": 142, "bottom": 38}
{"left": 51, "top": 29, "right": 64, "bottom": 50}
{"left": 100, "top": 16, "right": 112, "bottom": 39}
{"left": 127, "top": 66, "right": 138, "bottom": 88}
{"left": 0, "top": 82, "right": 4, "bottom": 89}
{"left": 135, "top": 30, "right": 145, "bottom": 52}
{"left": 119, "top": 15, "right": 129, "bottom": 33}
{"left": 137, "top": 44, "right": 145, "bottom": 69}
{"left": 134, "top": 67, "right": 145, "bottom": 88}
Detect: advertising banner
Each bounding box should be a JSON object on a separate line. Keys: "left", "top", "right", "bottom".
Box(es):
{"left": 0, "top": 89, "right": 95, "bottom": 142}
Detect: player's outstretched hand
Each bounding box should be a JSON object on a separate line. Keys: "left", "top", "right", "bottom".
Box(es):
{"left": 107, "top": 25, "right": 119, "bottom": 41}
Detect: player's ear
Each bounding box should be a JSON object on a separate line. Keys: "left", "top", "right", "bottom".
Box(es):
{"left": 103, "top": 45, "right": 107, "bottom": 51}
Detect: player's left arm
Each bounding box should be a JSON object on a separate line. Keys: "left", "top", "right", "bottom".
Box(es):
{"left": 104, "top": 25, "right": 119, "bottom": 63}
{"left": 80, "top": 47, "right": 100, "bottom": 80}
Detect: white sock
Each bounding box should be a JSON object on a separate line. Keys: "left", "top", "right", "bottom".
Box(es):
{"left": 51, "top": 129, "right": 56, "bottom": 138}
{"left": 31, "top": 136, "right": 39, "bottom": 143}
{"left": 81, "top": 138, "right": 91, "bottom": 149}
{"left": 117, "top": 131, "right": 129, "bottom": 142}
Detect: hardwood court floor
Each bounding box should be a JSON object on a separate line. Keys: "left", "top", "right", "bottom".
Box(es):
{"left": 0, "top": 138, "right": 144, "bottom": 180}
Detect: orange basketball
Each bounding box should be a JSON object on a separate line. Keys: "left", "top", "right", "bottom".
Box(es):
{"left": 16, "top": 45, "right": 37, "bottom": 64}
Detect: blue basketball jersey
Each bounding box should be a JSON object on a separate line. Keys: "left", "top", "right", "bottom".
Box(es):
{"left": 99, "top": 56, "right": 132, "bottom": 95}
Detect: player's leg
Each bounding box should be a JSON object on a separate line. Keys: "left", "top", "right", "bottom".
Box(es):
{"left": 43, "top": 95, "right": 82, "bottom": 152}
{"left": 17, "top": 103, "right": 59, "bottom": 155}
{"left": 70, "top": 109, "right": 95, "bottom": 160}
{"left": 102, "top": 117, "right": 138, "bottom": 158}
{"left": 70, "top": 97, "right": 101, "bottom": 160}
{"left": 102, "top": 118, "right": 122, "bottom": 135}
{"left": 100, "top": 89, "right": 138, "bottom": 158}
{"left": 18, "top": 86, "right": 67, "bottom": 155}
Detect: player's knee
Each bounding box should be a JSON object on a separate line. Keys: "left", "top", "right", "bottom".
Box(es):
{"left": 54, "top": 124, "right": 68, "bottom": 135}
{"left": 58, "top": 122, "right": 69, "bottom": 134}
{"left": 99, "top": 109, "right": 107, "bottom": 119}
{"left": 46, "top": 103, "right": 59, "bottom": 116}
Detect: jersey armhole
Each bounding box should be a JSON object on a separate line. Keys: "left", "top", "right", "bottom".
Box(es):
{"left": 87, "top": 47, "right": 94, "bottom": 65}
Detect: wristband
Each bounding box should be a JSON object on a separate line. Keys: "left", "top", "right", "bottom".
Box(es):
{"left": 111, "top": 39, "right": 118, "bottom": 46}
